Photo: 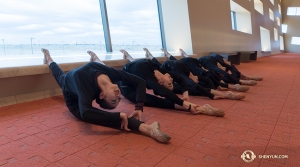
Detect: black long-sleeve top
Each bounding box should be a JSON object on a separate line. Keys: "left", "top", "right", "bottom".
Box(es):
{"left": 210, "top": 54, "right": 232, "bottom": 72}
{"left": 63, "top": 62, "right": 146, "bottom": 126}
{"left": 210, "top": 54, "right": 225, "bottom": 65}
{"left": 161, "top": 60, "right": 191, "bottom": 76}
{"left": 178, "top": 57, "right": 206, "bottom": 75}
{"left": 122, "top": 59, "right": 188, "bottom": 106}
{"left": 161, "top": 60, "right": 215, "bottom": 99}
{"left": 197, "top": 56, "right": 219, "bottom": 70}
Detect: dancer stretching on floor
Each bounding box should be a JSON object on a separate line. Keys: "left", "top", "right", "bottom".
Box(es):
{"left": 196, "top": 53, "right": 257, "bottom": 86}
{"left": 119, "top": 49, "right": 225, "bottom": 117}
{"left": 209, "top": 53, "right": 263, "bottom": 81}
{"left": 41, "top": 48, "right": 171, "bottom": 143}
{"left": 160, "top": 48, "right": 249, "bottom": 92}
{"left": 143, "top": 48, "right": 245, "bottom": 100}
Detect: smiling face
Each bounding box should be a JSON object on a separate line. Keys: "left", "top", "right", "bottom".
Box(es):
{"left": 99, "top": 83, "right": 122, "bottom": 109}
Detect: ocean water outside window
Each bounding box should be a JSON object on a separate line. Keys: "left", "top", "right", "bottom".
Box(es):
{"left": 0, "top": 0, "right": 105, "bottom": 67}
{"left": 106, "top": 0, "right": 162, "bottom": 58}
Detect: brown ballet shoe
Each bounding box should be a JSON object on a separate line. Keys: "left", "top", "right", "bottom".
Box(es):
{"left": 233, "top": 84, "right": 249, "bottom": 92}
{"left": 241, "top": 80, "right": 257, "bottom": 86}
{"left": 225, "top": 91, "right": 245, "bottom": 100}
{"left": 200, "top": 104, "right": 225, "bottom": 117}
{"left": 250, "top": 76, "right": 263, "bottom": 81}
{"left": 150, "top": 122, "right": 171, "bottom": 143}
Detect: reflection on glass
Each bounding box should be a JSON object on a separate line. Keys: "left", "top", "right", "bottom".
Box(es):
{"left": 106, "top": 0, "right": 162, "bottom": 52}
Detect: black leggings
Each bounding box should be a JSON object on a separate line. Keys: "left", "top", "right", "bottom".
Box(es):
{"left": 49, "top": 62, "right": 142, "bottom": 131}
{"left": 210, "top": 67, "right": 240, "bottom": 84}
{"left": 202, "top": 71, "right": 228, "bottom": 88}
{"left": 168, "top": 55, "right": 227, "bottom": 89}
{"left": 119, "top": 82, "right": 176, "bottom": 109}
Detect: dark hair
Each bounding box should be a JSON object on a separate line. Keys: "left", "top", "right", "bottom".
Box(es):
{"left": 96, "top": 98, "right": 116, "bottom": 109}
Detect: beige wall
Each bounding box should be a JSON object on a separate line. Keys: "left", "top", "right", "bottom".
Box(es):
{"left": 282, "top": 0, "right": 300, "bottom": 53}
{"left": 187, "top": 0, "right": 283, "bottom": 56}
{"left": 161, "top": 0, "right": 193, "bottom": 54}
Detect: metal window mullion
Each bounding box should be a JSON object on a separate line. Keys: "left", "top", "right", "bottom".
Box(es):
{"left": 99, "top": 0, "right": 112, "bottom": 52}
{"left": 157, "top": 0, "right": 167, "bottom": 50}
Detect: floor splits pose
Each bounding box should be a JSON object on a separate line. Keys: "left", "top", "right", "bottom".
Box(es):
{"left": 160, "top": 48, "right": 249, "bottom": 92}
{"left": 143, "top": 48, "right": 245, "bottom": 101}
{"left": 41, "top": 48, "right": 171, "bottom": 143}
{"left": 209, "top": 53, "right": 263, "bottom": 81}
{"left": 194, "top": 52, "right": 258, "bottom": 86}
{"left": 119, "top": 49, "right": 225, "bottom": 117}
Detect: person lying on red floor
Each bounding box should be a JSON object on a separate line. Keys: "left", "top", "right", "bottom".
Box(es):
{"left": 209, "top": 53, "right": 263, "bottom": 81}
{"left": 160, "top": 48, "right": 249, "bottom": 92}
{"left": 41, "top": 48, "right": 171, "bottom": 143}
{"left": 120, "top": 49, "right": 225, "bottom": 117}
{"left": 143, "top": 48, "right": 245, "bottom": 101}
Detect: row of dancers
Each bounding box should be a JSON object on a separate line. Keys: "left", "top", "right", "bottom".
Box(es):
{"left": 41, "top": 48, "right": 263, "bottom": 143}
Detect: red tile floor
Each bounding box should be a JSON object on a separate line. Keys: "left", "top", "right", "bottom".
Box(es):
{"left": 0, "top": 53, "right": 300, "bottom": 167}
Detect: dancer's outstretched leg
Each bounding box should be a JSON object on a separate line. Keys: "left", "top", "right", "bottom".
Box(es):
{"left": 42, "top": 48, "right": 54, "bottom": 65}
{"left": 87, "top": 51, "right": 105, "bottom": 65}
{"left": 41, "top": 48, "right": 65, "bottom": 88}
{"left": 179, "top": 48, "right": 189, "bottom": 57}
{"left": 161, "top": 48, "right": 172, "bottom": 58}
{"left": 174, "top": 101, "right": 225, "bottom": 117}
{"left": 143, "top": 48, "right": 154, "bottom": 59}
{"left": 120, "top": 49, "right": 135, "bottom": 62}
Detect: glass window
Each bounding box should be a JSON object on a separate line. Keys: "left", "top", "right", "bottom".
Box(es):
{"left": 269, "top": 9, "right": 274, "bottom": 21}
{"left": 291, "top": 37, "right": 300, "bottom": 45}
{"left": 106, "top": 0, "right": 161, "bottom": 55}
{"left": 230, "top": 0, "right": 252, "bottom": 34}
{"left": 297, "top": 8, "right": 300, "bottom": 15}
{"left": 274, "top": 28, "right": 278, "bottom": 41}
{"left": 276, "top": 17, "right": 281, "bottom": 26}
{"left": 231, "top": 11, "right": 237, "bottom": 30}
{"left": 260, "top": 27, "right": 271, "bottom": 51}
{"left": 0, "top": 0, "right": 105, "bottom": 66}
{"left": 254, "top": 0, "right": 264, "bottom": 15}
{"left": 280, "top": 36, "right": 284, "bottom": 50}
{"left": 287, "top": 7, "right": 300, "bottom": 16}
{"left": 282, "top": 24, "right": 288, "bottom": 33}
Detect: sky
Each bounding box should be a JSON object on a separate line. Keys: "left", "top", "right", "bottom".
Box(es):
{"left": 0, "top": 0, "right": 162, "bottom": 45}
